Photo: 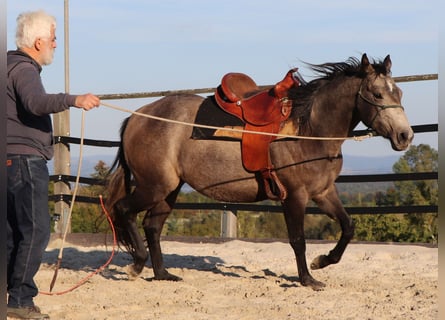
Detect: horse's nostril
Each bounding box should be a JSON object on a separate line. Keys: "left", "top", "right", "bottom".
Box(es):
{"left": 400, "top": 131, "right": 407, "bottom": 141}
{"left": 400, "top": 129, "right": 414, "bottom": 143}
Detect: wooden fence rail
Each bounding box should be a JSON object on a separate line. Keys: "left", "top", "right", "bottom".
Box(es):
{"left": 95, "top": 74, "right": 438, "bottom": 100}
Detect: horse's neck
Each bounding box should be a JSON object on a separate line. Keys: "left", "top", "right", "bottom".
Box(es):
{"left": 308, "top": 77, "right": 361, "bottom": 138}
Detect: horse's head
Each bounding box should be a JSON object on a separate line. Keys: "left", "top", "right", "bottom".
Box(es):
{"left": 356, "top": 54, "right": 414, "bottom": 151}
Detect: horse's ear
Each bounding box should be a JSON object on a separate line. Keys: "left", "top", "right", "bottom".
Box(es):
{"left": 360, "top": 53, "right": 373, "bottom": 73}
{"left": 383, "top": 55, "right": 392, "bottom": 74}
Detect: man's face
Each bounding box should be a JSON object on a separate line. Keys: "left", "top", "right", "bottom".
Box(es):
{"left": 38, "top": 25, "right": 57, "bottom": 65}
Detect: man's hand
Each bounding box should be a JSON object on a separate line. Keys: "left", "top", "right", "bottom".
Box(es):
{"left": 74, "top": 93, "right": 100, "bottom": 110}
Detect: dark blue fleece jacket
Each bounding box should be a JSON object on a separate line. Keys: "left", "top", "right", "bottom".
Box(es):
{"left": 7, "top": 50, "right": 77, "bottom": 159}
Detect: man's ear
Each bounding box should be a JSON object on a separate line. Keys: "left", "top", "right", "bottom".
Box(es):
{"left": 34, "top": 39, "right": 42, "bottom": 51}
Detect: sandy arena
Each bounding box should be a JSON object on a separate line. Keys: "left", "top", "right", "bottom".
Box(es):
{"left": 23, "top": 236, "right": 437, "bottom": 320}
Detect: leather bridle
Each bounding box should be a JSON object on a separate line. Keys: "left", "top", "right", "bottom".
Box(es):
{"left": 357, "top": 82, "right": 404, "bottom": 130}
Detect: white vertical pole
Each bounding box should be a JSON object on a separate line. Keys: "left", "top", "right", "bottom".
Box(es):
{"left": 221, "top": 210, "right": 237, "bottom": 238}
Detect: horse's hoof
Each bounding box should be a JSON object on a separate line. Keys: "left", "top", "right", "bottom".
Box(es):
{"left": 309, "top": 280, "right": 326, "bottom": 291}
{"left": 126, "top": 264, "right": 142, "bottom": 281}
{"left": 310, "top": 254, "right": 331, "bottom": 270}
{"left": 155, "top": 271, "right": 182, "bottom": 281}
{"left": 301, "top": 277, "right": 326, "bottom": 291}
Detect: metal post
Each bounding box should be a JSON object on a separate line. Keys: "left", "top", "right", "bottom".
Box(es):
{"left": 53, "top": 0, "right": 71, "bottom": 235}
{"left": 221, "top": 210, "right": 237, "bottom": 238}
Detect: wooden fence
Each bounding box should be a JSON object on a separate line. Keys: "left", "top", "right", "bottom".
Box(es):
{"left": 49, "top": 74, "right": 438, "bottom": 237}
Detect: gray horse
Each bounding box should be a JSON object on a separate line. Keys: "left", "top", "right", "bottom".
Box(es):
{"left": 105, "top": 54, "right": 413, "bottom": 290}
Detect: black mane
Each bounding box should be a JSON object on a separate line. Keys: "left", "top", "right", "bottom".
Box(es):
{"left": 305, "top": 56, "right": 363, "bottom": 80}
{"left": 289, "top": 56, "right": 387, "bottom": 127}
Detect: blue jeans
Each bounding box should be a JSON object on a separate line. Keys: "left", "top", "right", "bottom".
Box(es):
{"left": 7, "top": 154, "right": 51, "bottom": 307}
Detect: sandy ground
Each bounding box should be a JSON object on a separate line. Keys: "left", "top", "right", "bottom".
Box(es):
{"left": 23, "top": 236, "right": 437, "bottom": 320}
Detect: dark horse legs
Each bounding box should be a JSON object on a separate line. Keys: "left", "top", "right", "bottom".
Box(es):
{"left": 114, "top": 187, "right": 183, "bottom": 281}
{"left": 142, "top": 186, "right": 183, "bottom": 281}
{"left": 120, "top": 183, "right": 352, "bottom": 289}
{"left": 283, "top": 185, "right": 354, "bottom": 291}
{"left": 142, "top": 200, "right": 182, "bottom": 281}
{"left": 114, "top": 197, "right": 148, "bottom": 279}
{"left": 311, "top": 186, "right": 355, "bottom": 270}
{"left": 283, "top": 195, "right": 326, "bottom": 291}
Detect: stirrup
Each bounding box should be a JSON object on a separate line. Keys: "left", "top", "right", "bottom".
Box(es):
{"left": 261, "top": 169, "right": 287, "bottom": 201}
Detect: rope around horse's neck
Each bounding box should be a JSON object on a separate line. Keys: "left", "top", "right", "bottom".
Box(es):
{"left": 100, "top": 101, "right": 374, "bottom": 142}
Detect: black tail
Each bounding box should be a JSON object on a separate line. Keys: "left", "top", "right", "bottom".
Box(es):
{"left": 108, "top": 117, "right": 132, "bottom": 194}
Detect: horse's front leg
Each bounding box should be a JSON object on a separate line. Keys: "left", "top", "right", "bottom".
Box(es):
{"left": 311, "top": 184, "right": 355, "bottom": 270}
{"left": 283, "top": 194, "right": 326, "bottom": 291}
{"left": 143, "top": 200, "right": 182, "bottom": 281}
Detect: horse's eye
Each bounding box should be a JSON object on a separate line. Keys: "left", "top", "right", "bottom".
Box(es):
{"left": 373, "top": 92, "right": 383, "bottom": 99}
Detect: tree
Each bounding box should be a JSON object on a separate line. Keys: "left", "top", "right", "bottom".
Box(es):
{"left": 393, "top": 144, "right": 438, "bottom": 243}
{"left": 354, "top": 144, "right": 438, "bottom": 243}
{"left": 91, "top": 160, "right": 111, "bottom": 180}
{"left": 393, "top": 144, "right": 438, "bottom": 206}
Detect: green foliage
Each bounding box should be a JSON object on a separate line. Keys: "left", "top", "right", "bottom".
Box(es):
{"left": 163, "top": 210, "right": 221, "bottom": 237}
{"left": 161, "top": 190, "right": 221, "bottom": 237}
{"left": 353, "top": 212, "right": 437, "bottom": 243}
{"left": 392, "top": 144, "right": 438, "bottom": 206}
{"left": 305, "top": 215, "right": 341, "bottom": 240}
{"left": 237, "top": 211, "right": 288, "bottom": 239}
{"left": 352, "top": 144, "right": 438, "bottom": 244}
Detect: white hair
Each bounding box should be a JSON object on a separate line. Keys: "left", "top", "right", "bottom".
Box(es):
{"left": 15, "top": 10, "right": 56, "bottom": 49}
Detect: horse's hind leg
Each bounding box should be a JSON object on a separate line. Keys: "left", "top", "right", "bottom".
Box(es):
{"left": 113, "top": 195, "right": 149, "bottom": 279}
{"left": 143, "top": 187, "right": 182, "bottom": 281}
{"left": 311, "top": 185, "right": 355, "bottom": 270}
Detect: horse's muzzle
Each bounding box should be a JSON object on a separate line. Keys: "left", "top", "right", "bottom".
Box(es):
{"left": 391, "top": 127, "right": 414, "bottom": 151}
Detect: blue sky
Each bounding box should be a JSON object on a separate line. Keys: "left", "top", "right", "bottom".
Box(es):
{"left": 7, "top": 0, "right": 439, "bottom": 160}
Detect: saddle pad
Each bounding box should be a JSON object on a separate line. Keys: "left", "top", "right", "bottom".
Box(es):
{"left": 191, "top": 96, "right": 244, "bottom": 140}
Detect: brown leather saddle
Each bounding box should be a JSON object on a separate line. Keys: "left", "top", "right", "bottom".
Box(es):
{"left": 215, "top": 68, "right": 300, "bottom": 200}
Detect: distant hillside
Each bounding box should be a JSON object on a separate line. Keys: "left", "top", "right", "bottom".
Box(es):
{"left": 341, "top": 154, "right": 399, "bottom": 174}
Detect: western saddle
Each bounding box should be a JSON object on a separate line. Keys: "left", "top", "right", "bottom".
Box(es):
{"left": 214, "top": 68, "right": 300, "bottom": 200}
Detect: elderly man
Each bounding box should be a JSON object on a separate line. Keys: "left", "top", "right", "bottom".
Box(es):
{"left": 7, "top": 10, "right": 100, "bottom": 319}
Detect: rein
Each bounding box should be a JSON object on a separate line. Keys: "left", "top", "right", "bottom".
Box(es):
{"left": 357, "top": 84, "right": 404, "bottom": 129}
